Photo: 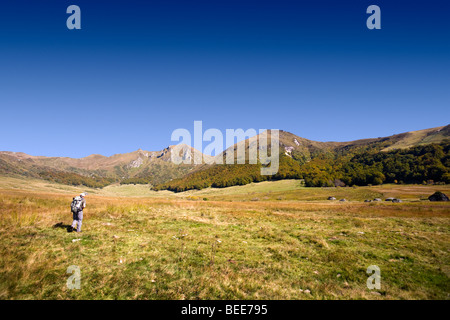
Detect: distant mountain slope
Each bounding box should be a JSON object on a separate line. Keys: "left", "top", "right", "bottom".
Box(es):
{"left": 154, "top": 125, "right": 450, "bottom": 191}
{"left": 381, "top": 125, "right": 449, "bottom": 151}
{"left": 1, "top": 125, "right": 448, "bottom": 189}
{"left": 0, "top": 144, "right": 210, "bottom": 187}
{"left": 213, "top": 125, "right": 449, "bottom": 164}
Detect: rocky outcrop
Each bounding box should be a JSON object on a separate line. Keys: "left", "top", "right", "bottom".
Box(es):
{"left": 128, "top": 157, "right": 144, "bottom": 168}
{"left": 284, "top": 146, "right": 294, "bottom": 157}
{"left": 428, "top": 191, "right": 449, "bottom": 201}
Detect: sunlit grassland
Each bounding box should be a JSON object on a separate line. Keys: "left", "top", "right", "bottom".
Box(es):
{"left": 2, "top": 176, "right": 449, "bottom": 201}
{"left": 0, "top": 185, "right": 449, "bottom": 300}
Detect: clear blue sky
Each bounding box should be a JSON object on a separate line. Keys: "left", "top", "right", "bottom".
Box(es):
{"left": 0, "top": 0, "right": 449, "bottom": 157}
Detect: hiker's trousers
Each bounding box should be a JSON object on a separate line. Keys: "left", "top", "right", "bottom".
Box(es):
{"left": 71, "top": 211, "right": 83, "bottom": 232}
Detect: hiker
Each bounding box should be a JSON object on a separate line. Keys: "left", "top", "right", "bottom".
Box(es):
{"left": 70, "top": 192, "right": 87, "bottom": 232}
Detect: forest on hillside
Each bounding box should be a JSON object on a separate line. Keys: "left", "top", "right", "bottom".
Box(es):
{"left": 2, "top": 142, "right": 447, "bottom": 190}
{"left": 153, "top": 142, "right": 450, "bottom": 192}
{"left": 0, "top": 158, "right": 116, "bottom": 188}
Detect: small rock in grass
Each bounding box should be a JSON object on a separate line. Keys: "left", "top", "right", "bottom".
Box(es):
{"left": 337, "top": 274, "right": 341, "bottom": 278}
{"left": 304, "top": 289, "right": 311, "bottom": 294}
{"left": 428, "top": 191, "right": 449, "bottom": 201}
{"left": 370, "top": 291, "right": 381, "bottom": 296}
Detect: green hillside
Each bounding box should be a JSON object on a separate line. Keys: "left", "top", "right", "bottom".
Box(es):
{"left": 153, "top": 142, "right": 449, "bottom": 192}
{"left": 1, "top": 125, "right": 448, "bottom": 189}
{"left": 0, "top": 146, "right": 206, "bottom": 188}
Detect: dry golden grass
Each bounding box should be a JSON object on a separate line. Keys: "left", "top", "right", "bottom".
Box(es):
{"left": 0, "top": 183, "right": 449, "bottom": 300}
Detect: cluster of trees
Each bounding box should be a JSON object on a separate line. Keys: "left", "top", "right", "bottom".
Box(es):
{"left": 0, "top": 158, "right": 117, "bottom": 188}
{"left": 152, "top": 164, "right": 263, "bottom": 192}
{"left": 153, "top": 155, "right": 305, "bottom": 192}
{"left": 302, "top": 143, "right": 449, "bottom": 187}
{"left": 346, "top": 143, "right": 449, "bottom": 185}
{"left": 38, "top": 170, "right": 115, "bottom": 188}
{"left": 153, "top": 142, "right": 449, "bottom": 191}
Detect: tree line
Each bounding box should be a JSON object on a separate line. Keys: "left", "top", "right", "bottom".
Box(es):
{"left": 153, "top": 142, "right": 449, "bottom": 192}
{"left": 38, "top": 170, "right": 115, "bottom": 188}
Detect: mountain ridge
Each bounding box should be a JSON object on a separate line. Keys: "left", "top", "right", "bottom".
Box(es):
{"left": 2, "top": 124, "right": 447, "bottom": 160}
{"left": 153, "top": 124, "right": 450, "bottom": 191}
{"left": 1, "top": 124, "right": 449, "bottom": 189}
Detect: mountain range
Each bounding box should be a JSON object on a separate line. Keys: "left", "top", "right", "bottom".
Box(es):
{"left": 1, "top": 125, "right": 449, "bottom": 189}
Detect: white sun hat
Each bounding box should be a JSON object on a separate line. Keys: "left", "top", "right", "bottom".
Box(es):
{"left": 80, "top": 192, "right": 87, "bottom": 197}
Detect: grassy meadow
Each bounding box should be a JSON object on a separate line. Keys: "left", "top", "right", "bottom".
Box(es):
{"left": 0, "top": 177, "right": 449, "bottom": 299}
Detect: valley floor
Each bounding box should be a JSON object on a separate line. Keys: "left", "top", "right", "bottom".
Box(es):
{"left": 0, "top": 178, "right": 449, "bottom": 299}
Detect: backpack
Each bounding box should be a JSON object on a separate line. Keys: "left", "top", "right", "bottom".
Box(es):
{"left": 71, "top": 196, "right": 83, "bottom": 214}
